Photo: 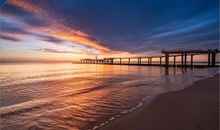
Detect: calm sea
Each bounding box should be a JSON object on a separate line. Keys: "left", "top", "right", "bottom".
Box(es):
{"left": 0, "top": 63, "right": 218, "bottom": 130}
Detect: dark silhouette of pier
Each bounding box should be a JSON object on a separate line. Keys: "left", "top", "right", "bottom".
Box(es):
{"left": 79, "top": 49, "right": 220, "bottom": 68}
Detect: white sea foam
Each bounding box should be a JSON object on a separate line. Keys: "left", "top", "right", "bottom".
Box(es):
{"left": 120, "top": 110, "right": 128, "bottom": 115}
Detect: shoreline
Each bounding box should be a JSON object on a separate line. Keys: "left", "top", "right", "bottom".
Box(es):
{"left": 99, "top": 74, "right": 219, "bottom": 130}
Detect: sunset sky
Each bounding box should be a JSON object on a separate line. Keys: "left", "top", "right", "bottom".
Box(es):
{"left": 0, "top": 0, "right": 219, "bottom": 62}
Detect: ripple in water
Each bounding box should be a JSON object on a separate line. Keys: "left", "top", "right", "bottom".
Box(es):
{"left": 0, "top": 63, "right": 218, "bottom": 130}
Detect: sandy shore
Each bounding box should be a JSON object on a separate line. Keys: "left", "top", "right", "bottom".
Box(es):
{"left": 100, "top": 74, "right": 219, "bottom": 130}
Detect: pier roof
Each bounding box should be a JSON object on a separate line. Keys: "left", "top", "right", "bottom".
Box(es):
{"left": 161, "top": 49, "right": 219, "bottom": 54}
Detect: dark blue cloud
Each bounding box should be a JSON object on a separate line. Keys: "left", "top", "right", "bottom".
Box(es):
{"left": 0, "top": 20, "right": 30, "bottom": 34}
{"left": 24, "top": 17, "right": 49, "bottom": 27}
{"left": 33, "top": 33, "right": 64, "bottom": 44}
{"left": 0, "top": 0, "right": 6, "bottom": 7}
{"left": 1, "top": 3, "right": 34, "bottom": 17}
{"left": 30, "top": 48, "right": 68, "bottom": 53}
{"left": 0, "top": 20, "right": 64, "bottom": 44}
{"left": 1, "top": 3, "right": 48, "bottom": 27}
{"left": 0, "top": 35, "right": 20, "bottom": 42}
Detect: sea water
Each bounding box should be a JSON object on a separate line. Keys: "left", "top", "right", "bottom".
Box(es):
{"left": 0, "top": 63, "right": 218, "bottom": 130}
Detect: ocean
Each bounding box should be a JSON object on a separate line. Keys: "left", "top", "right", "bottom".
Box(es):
{"left": 0, "top": 63, "right": 218, "bottom": 130}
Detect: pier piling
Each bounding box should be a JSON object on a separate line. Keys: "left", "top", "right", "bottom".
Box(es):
{"left": 191, "top": 55, "right": 193, "bottom": 66}
{"left": 165, "top": 53, "right": 169, "bottom": 66}
{"left": 173, "top": 56, "right": 176, "bottom": 66}
{"left": 160, "top": 57, "right": 162, "bottom": 65}
{"left": 212, "top": 52, "right": 216, "bottom": 66}
{"left": 184, "top": 53, "right": 187, "bottom": 66}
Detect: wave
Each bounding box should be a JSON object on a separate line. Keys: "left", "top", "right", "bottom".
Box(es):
{"left": 0, "top": 98, "right": 52, "bottom": 116}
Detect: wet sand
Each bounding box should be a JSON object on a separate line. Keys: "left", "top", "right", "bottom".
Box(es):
{"left": 100, "top": 74, "right": 219, "bottom": 130}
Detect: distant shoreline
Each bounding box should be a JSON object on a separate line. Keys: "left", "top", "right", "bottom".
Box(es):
{"left": 100, "top": 74, "right": 219, "bottom": 130}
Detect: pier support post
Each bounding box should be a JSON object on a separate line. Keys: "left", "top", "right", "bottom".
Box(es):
{"left": 211, "top": 52, "right": 216, "bottom": 66}
{"left": 181, "top": 53, "right": 184, "bottom": 66}
{"left": 120, "top": 58, "right": 122, "bottom": 64}
{"left": 137, "top": 58, "right": 140, "bottom": 64}
{"left": 208, "top": 53, "right": 211, "bottom": 66}
{"left": 165, "top": 53, "right": 169, "bottom": 66}
{"left": 184, "top": 53, "right": 187, "bottom": 66}
{"left": 139, "top": 57, "right": 142, "bottom": 64}
{"left": 160, "top": 57, "right": 162, "bottom": 65}
{"left": 147, "top": 58, "right": 149, "bottom": 65}
{"left": 128, "top": 58, "right": 130, "bottom": 64}
{"left": 173, "top": 56, "right": 176, "bottom": 66}
{"left": 191, "top": 55, "right": 193, "bottom": 66}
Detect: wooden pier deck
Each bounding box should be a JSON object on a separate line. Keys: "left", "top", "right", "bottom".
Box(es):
{"left": 77, "top": 49, "right": 220, "bottom": 68}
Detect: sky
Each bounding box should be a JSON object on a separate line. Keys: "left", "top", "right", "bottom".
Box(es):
{"left": 0, "top": 0, "right": 219, "bottom": 62}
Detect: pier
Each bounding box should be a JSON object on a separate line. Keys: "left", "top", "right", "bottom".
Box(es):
{"left": 79, "top": 49, "right": 220, "bottom": 68}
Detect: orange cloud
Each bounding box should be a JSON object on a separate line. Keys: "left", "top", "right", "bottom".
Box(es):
{"left": 7, "top": 0, "right": 110, "bottom": 52}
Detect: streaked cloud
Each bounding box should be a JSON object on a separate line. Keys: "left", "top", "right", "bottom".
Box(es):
{"left": 33, "top": 33, "right": 64, "bottom": 44}
{"left": 0, "top": 35, "right": 20, "bottom": 42}
{"left": 3, "top": 0, "right": 111, "bottom": 52}
{"left": 0, "top": 20, "right": 30, "bottom": 35}
{"left": 30, "top": 48, "right": 84, "bottom": 54}
{"left": 30, "top": 48, "right": 75, "bottom": 53}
